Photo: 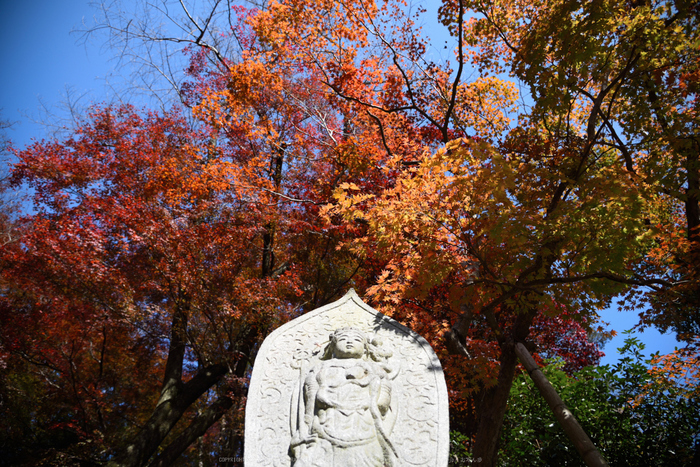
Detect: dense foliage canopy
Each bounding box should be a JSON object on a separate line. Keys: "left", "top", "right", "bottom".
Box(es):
{"left": 499, "top": 337, "right": 700, "bottom": 466}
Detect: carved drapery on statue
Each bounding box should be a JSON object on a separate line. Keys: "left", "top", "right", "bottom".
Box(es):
{"left": 290, "top": 327, "right": 400, "bottom": 466}
{"left": 245, "top": 290, "right": 449, "bottom": 467}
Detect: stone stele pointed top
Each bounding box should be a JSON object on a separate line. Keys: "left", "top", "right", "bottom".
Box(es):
{"left": 244, "top": 289, "right": 450, "bottom": 466}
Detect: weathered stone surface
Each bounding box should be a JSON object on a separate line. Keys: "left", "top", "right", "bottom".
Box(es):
{"left": 244, "top": 289, "right": 449, "bottom": 466}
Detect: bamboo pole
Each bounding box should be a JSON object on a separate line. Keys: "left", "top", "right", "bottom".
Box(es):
{"left": 514, "top": 342, "right": 609, "bottom": 467}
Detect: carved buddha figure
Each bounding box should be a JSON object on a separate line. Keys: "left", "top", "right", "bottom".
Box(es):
{"left": 290, "top": 327, "right": 399, "bottom": 466}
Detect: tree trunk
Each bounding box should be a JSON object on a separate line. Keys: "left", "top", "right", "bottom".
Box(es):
{"left": 148, "top": 337, "right": 252, "bottom": 467}
{"left": 262, "top": 144, "right": 285, "bottom": 278}
{"left": 108, "top": 363, "right": 229, "bottom": 467}
{"left": 514, "top": 343, "right": 609, "bottom": 467}
{"left": 471, "top": 309, "right": 536, "bottom": 465}
{"left": 108, "top": 301, "right": 231, "bottom": 467}
{"left": 472, "top": 341, "right": 519, "bottom": 465}
{"left": 148, "top": 394, "right": 235, "bottom": 467}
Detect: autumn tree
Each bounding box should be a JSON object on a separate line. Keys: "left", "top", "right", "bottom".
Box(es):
{"left": 332, "top": 132, "right": 667, "bottom": 463}
{"left": 181, "top": 6, "right": 383, "bottom": 309}
{"left": 210, "top": 4, "right": 539, "bottom": 462}
{"left": 455, "top": 0, "right": 700, "bottom": 339}
{"left": 1, "top": 106, "right": 313, "bottom": 466}
{"left": 331, "top": 0, "right": 699, "bottom": 462}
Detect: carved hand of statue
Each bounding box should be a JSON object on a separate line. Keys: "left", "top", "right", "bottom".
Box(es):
{"left": 290, "top": 431, "right": 318, "bottom": 449}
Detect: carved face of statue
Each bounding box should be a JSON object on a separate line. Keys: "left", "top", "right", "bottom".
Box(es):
{"left": 332, "top": 329, "right": 366, "bottom": 359}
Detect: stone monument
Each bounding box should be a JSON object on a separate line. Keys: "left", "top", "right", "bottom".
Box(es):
{"left": 244, "top": 289, "right": 449, "bottom": 466}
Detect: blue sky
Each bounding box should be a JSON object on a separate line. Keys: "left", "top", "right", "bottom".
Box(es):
{"left": 0, "top": 1, "right": 682, "bottom": 366}
{"left": 0, "top": 1, "right": 115, "bottom": 147}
